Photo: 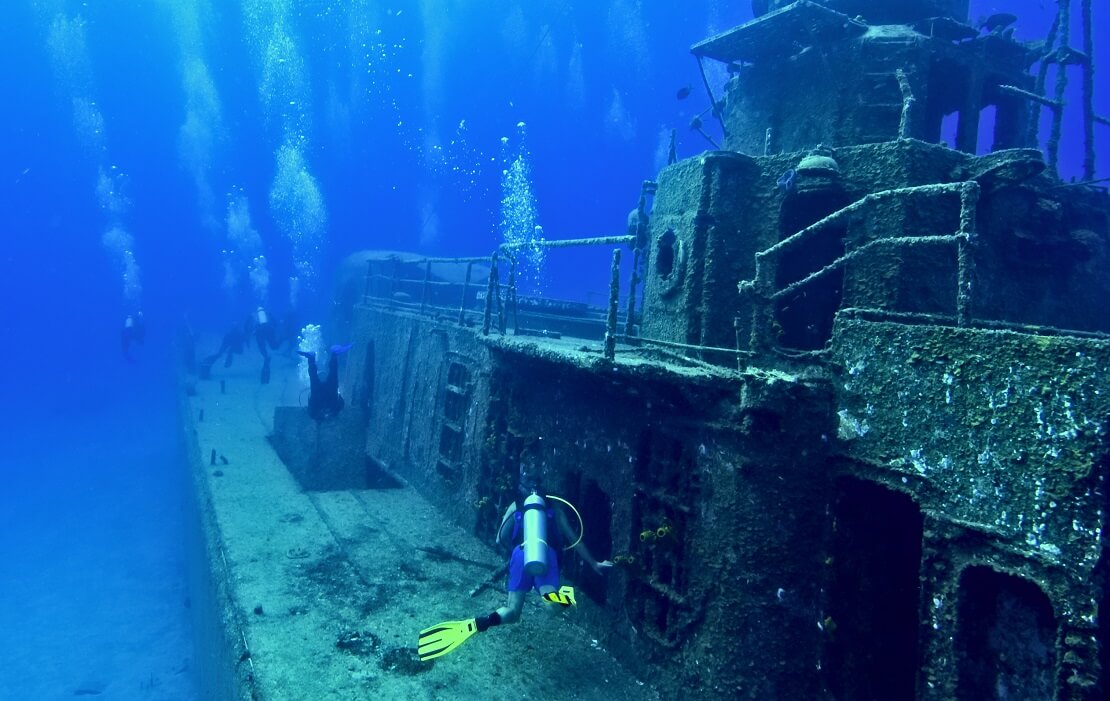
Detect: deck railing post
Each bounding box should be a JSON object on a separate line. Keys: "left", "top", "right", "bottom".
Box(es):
{"left": 508, "top": 255, "right": 520, "bottom": 335}
{"left": 747, "top": 255, "right": 776, "bottom": 354}
{"left": 957, "top": 181, "right": 980, "bottom": 327}
{"left": 624, "top": 247, "right": 641, "bottom": 337}
{"left": 482, "top": 253, "right": 498, "bottom": 336}
{"left": 420, "top": 260, "right": 432, "bottom": 314}
{"left": 896, "top": 68, "right": 915, "bottom": 139}
{"left": 623, "top": 180, "right": 655, "bottom": 337}
{"left": 458, "top": 262, "right": 473, "bottom": 326}
{"left": 496, "top": 268, "right": 506, "bottom": 335}
{"left": 604, "top": 249, "right": 621, "bottom": 361}
{"left": 733, "top": 316, "right": 744, "bottom": 371}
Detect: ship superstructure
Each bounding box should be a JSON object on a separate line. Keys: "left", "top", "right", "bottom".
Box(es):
{"left": 193, "top": 2, "right": 1110, "bottom": 699}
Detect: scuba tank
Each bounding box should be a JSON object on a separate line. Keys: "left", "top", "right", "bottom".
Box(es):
{"left": 256, "top": 306, "right": 268, "bottom": 325}
{"left": 521, "top": 493, "right": 549, "bottom": 576}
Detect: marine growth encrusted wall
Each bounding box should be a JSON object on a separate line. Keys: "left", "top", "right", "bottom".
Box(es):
{"left": 832, "top": 317, "right": 1110, "bottom": 699}
{"left": 252, "top": 0, "right": 1110, "bottom": 698}
{"left": 347, "top": 301, "right": 849, "bottom": 699}
{"left": 835, "top": 319, "right": 1109, "bottom": 563}
{"left": 334, "top": 276, "right": 1110, "bottom": 699}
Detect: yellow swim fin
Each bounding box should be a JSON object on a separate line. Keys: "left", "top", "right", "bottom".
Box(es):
{"left": 417, "top": 619, "right": 479, "bottom": 661}
{"left": 542, "top": 585, "right": 577, "bottom": 607}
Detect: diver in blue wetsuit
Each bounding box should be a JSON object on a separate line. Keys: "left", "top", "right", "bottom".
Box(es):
{"left": 417, "top": 439, "right": 612, "bottom": 660}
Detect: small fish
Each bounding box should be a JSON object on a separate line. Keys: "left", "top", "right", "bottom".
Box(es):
{"left": 978, "top": 12, "right": 1017, "bottom": 33}
{"left": 676, "top": 85, "right": 692, "bottom": 101}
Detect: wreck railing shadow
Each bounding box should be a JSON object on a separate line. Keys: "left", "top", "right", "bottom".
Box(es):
{"left": 739, "top": 181, "right": 981, "bottom": 358}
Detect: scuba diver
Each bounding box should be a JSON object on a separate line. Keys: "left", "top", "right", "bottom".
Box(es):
{"left": 255, "top": 306, "right": 297, "bottom": 384}
{"left": 255, "top": 306, "right": 275, "bottom": 384}
{"left": 121, "top": 312, "right": 145, "bottom": 362}
{"left": 296, "top": 343, "right": 352, "bottom": 421}
{"left": 417, "top": 440, "right": 612, "bottom": 661}
{"left": 198, "top": 316, "right": 250, "bottom": 379}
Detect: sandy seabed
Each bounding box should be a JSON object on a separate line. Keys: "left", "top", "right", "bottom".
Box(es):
{"left": 0, "top": 380, "right": 197, "bottom": 700}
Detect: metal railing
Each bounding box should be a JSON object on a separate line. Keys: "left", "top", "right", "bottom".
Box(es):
{"left": 361, "top": 183, "right": 663, "bottom": 363}
{"left": 738, "top": 181, "right": 980, "bottom": 354}
{"left": 362, "top": 254, "right": 489, "bottom": 324}
{"left": 360, "top": 235, "right": 639, "bottom": 360}
{"left": 358, "top": 175, "right": 760, "bottom": 370}
{"left": 360, "top": 235, "right": 742, "bottom": 368}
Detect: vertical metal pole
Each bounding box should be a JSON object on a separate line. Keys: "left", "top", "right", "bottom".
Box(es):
{"left": 748, "top": 255, "right": 775, "bottom": 353}
{"left": 957, "top": 182, "right": 979, "bottom": 327}
{"left": 1047, "top": 0, "right": 1072, "bottom": 177}
{"left": 458, "top": 262, "right": 473, "bottom": 326}
{"left": 624, "top": 180, "right": 655, "bottom": 337}
{"left": 604, "top": 249, "right": 621, "bottom": 361}
{"left": 1029, "top": 9, "right": 1061, "bottom": 145}
{"left": 420, "top": 260, "right": 432, "bottom": 314}
{"left": 624, "top": 247, "right": 641, "bottom": 337}
{"left": 896, "top": 69, "right": 915, "bottom": 139}
{"left": 495, "top": 263, "right": 506, "bottom": 335}
{"left": 1080, "top": 0, "right": 1095, "bottom": 180}
{"left": 508, "top": 255, "right": 520, "bottom": 335}
{"left": 482, "top": 253, "right": 498, "bottom": 336}
{"left": 734, "top": 316, "right": 743, "bottom": 372}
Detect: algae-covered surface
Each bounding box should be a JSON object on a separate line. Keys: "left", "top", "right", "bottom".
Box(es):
{"left": 184, "top": 348, "right": 657, "bottom": 700}
{"left": 834, "top": 318, "right": 1110, "bottom": 569}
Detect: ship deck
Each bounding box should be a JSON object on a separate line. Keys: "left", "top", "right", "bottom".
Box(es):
{"left": 180, "top": 345, "right": 660, "bottom": 700}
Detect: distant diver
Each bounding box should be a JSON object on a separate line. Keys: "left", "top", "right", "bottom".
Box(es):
{"left": 121, "top": 312, "right": 145, "bottom": 362}
{"left": 297, "top": 343, "right": 352, "bottom": 421}
{"left": 255, "top": 305, "right": 274, "bottom": 349}
{"left": 417, "top": 439, "right": 612, "bottom": 661}
{"left": 199, "top": 317, "right": 249, "bottom": 379}
{"left": 255, "top": 306, "right": 291, "bottom": 384}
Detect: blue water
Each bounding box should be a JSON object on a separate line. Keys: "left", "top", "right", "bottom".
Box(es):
{"left": 0, "top": 1, "right": 1102, "bottom": 699}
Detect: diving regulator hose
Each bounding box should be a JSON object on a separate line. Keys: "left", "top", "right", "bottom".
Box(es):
{"left": 545, "top": 494, "right": 584, "bottom": 551}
